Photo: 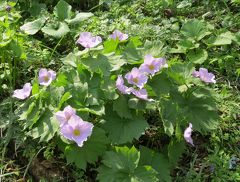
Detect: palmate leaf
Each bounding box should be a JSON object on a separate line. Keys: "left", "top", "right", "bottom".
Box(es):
{"left": 149, "top": 72, "right": 172, "bottom": 96}
{"left": 27, "top": 109, "right": 58, "bottom": 142}
{"left": 187, "top": 49, "right": 208, "bottom": 64}
{"left": 141, "top": 40, "right": 165, "bottom": 57}
{"left": 65, "top": 12, "right": 93, "bottom": 24}
{"left": 205, "top": 31, "right": 234, "bottom": 46}
{"left": 160, "top": 99, "right": 177, "bottom": 136}
{"left": 54, "top": 0, "right": 72, "bottom": 21}
{"left": 102, "top": 106, "right": 149, "bottom": 144}
{"left": 63, "top": 127, "right": 109, "bottom": 170}
{"left": 41, "top": 22, "right": 70, "bottom": 38}
{"left": 20, "top": 18, "right": 46, "bottom": 35}
{"left": 168, "top": 139, "right": 185, "bottom": 169}
{"left": 81, "top": 54, "right": 112, "bottom": 76}
{"left": 139, "top": 146, "right": 171, "bottom": 182}
{"left": 113, "top": 95, "right": 132, "bottom": 119}
{"left": 181, "top": 19, "right": 211, "bottom": 41}
{"left": 184, "top": 88, "right": 219, "bottom": 131}
{"left": 97, "top": 146, "right": 158, "bottom": 182}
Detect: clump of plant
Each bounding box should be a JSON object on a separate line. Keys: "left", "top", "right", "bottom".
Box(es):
{"left": 12, "top": 24, "right": 221, "bottom": 181}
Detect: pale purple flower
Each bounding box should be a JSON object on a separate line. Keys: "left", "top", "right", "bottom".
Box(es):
{"left": 116, "top": 75, "right": 132, "bottom": 94}
{"left": 38, "top": 68, "right": 56, "bottom": 86}
{"left": 110, "top": 30, "right": 128, "bottom": 41}
{"left": 55, "top": 105, "right": 76, "bottom": 127}
{"left": 76, "top": 32, "right": 102, "bottom": 48}
{"left": 131, "top": 88, "right": 148, "bottom": 100}
{"left": 12, "top": 83, "right": 32, "bottom": 100}
{"left": 184, "top": 123, "right": 194, "bottom": 146}
{"left": 192, "top": 70, "right": 200, "bottom": 77}
{"left": 60, "top": 115, "right": 94, "bottom": 147}
{"left": 192, "top": 68, "right": 216, "bottom": 84}
{"left": 139, "top": 55, "right": 168, "bottom": 75}
{"left": 125, "top": 68, "right": 148, "bottom": 89}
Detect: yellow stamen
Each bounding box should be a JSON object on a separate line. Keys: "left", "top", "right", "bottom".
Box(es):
{"left": 148, "top": 64, "right": 155, "bottom": 70}
{"left": 44, "top": 76, "right": 50, "bottom": 82}
{"left": 133, "top": 78, "right": 139, "bottom": 83}
{"left": 73, "top": 129, "right": 81, "bottom": 136}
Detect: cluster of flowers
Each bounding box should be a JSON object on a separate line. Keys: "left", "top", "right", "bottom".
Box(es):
{"left": 76, "top": 30, "right": 128, "bottom": 48}
{"left": 116, "top": 54, "right": 168, "bottom": 100}
{"left": 55, "top": 106, "right": 94, "bottom": 147}
{"left": 13, "top": 30, "right": 216, "bottom": 147}
{"left": 192, "top": 68, "right": 216, "bottom": 84}
{"left": 13, "top": 68, "right": 56, "bottom": 100}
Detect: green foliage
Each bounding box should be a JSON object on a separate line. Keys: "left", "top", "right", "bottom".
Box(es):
{"left": 181, "top": 19, "right": 212, "bottom": 41}
{"left": 20, "top": 0, "right": 93, "bottom": 38}
{"left": 41, "top": 22, "right": 70, "bottom": 38}
{"left": 2, "top": 0, "right": 239, "bottom": 181}
{"left": 62, "top": 127, "right": 109, "bottom": 170}
{"left": 139, "top": 146, "right": 171, "bottom": 182}
{"left": 54, "top": 0, "right": 72, "bottom": 21}
{"left": 97, "top": 146, "right": 158, "bottom": 182}
{"left": 102, "top": 106, "right": 149, "bottom": 144}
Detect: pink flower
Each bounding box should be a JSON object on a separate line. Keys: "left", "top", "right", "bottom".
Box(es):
{"left": 192, "top": 68, "right": 216, "bottom": 84}
{"left": 12, "top": 83, "right": 32, "bottom": 100}
{"left": 139, "top": 55, "right": 168, "bottom": 75}
{"left": 110, "top": 30, "right": 128, "bottom": 41}
{"left": 131, "top": 88, "right": 154, "bottom": 101}
{"left": 60, "top": 115, "right": 94, "bottom": 147}
{"left": 55, "top": 105, "right": 76, "bottom": 127}
{"left": 125, "top": 68, "right": 148, "bottom": 89}
{"left": 76, "top": 32, "right": 102, "bottom": 48}
{"left": 131, "top": 88, "right": 148, "bottom": 100}
{"left": 38, "top": 68, "right": 56, "bottom": 86}
{"left": 116, "top": 75, "right": 132, "bottom": 94}
{"left": 184, "top": 123, "right": 194, "bottom": 146}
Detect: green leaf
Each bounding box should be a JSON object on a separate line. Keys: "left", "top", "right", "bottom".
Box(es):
{"left": 27, "top": 110, "right": 58, "bottom": 142}
{"left": 54, "top": 0, "right": 72, "bottom": 21}
{"left": 102, "top": 107, "right": 149, "bottom": 144}
{"left": 41, "top": 22, "right": 70, "bottom": 38}
{"left": 20, "top": 18, "right": 46, "bottom": 35}
{"left": 233, "top": 32, "right": 240, "bottom": 45}
{"left": 61, "top": 52, "right": 77, "bottom": 67}
{"left": 31, "top": 82, "right": 39, "bottom": 95}
{"left": 139, "top": 146, "right": 171, "bottom": 182}
{"left": 205, "top": 32, "right": 234, "bottom": 46}
{"left": 168, "top": 139, "right": 185, "bottom": 169}
{"left": 184, "top": 88, "right": 219, "bottom": 131}
{"left": 141, "top": 40, "right": 165, "bottom": 57}
{"left": 128, "top": 98, "right": 147, "bottom": 110}
{"left": 168, "top": 62, "right": 195, "bottom": 85}
{"left": 97, "top": 146, "right": 158, "bottom": 182}
{"left": 107, "top": 54, "right": 126, "bottom": 71}
{"left": 187, "top": 49, "right": 208, "bottom": 64}
{"left": 178, "top": 39, "right": 199, "bottom": 50}
{"left": 58, "top": 92, "right": 72, "bottom": 109}
{"left": 113, "top": 95, "right": 132, "bottom": 119}
{"left": 181, "top": 19, "right": 211, "bottom": 41}
{"left": 160, "top": 99, "right": 177, "bottom": 136}
{"left": 81, "top": 54, "right": 111, "bottom": 76}
{"left": 101, "top": 78, "right": 118, "bottom": 100}
{"left": 63, "top": 127, "right": 109, "bottom": 170}
{"left": 103, "top": 39, "right": 119, "bottom": 53}
{"left": 149, "top": 72, "right": 171, "bottom": 96}
{"left": 65, "top": 12, "right": 93, "bottom": 24}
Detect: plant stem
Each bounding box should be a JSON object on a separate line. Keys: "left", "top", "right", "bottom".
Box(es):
{"left": 50, "top": 36, "right": 64, "bottom": 60}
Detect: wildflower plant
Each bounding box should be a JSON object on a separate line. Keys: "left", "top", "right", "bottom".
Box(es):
{"left": 16, "top": 29, "right": 219, "bottom": 181}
